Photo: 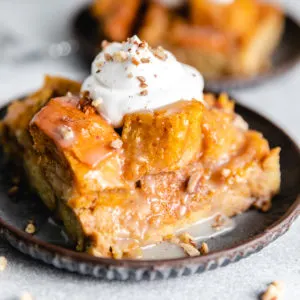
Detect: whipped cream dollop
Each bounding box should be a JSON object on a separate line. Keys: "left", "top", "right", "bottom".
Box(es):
{"left": 81, "top": 35, "right": 204, "bottom": 127}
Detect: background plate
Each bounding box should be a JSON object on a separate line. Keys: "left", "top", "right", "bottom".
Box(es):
{"left": 0, "top": 102, "right": 299, "bottom": 280}
{"left": 72, "top": 6, "right": 300, "bottom": 92}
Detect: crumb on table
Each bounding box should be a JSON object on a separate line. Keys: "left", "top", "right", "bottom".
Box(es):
{"left": 261, "top": 281, "right": 285, "bottom": 300}
{"left": 20, "top": 291, "right": 34, "bottom": 300}
{"left": 0, "top": 256, "right": 7, "bottom": 272}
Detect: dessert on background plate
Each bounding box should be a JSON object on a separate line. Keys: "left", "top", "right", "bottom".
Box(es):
{"left": 0, "top": 36, "right": 280, "bottom": 259}
{"left": 90, "top": 0, "right": 284, "bottom": 79}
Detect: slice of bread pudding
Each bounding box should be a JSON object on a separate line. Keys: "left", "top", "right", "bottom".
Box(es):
{"left": 0, "top": 79, "right": 280, "bottom": 258}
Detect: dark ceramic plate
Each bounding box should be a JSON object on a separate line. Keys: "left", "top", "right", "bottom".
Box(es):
{"left": 0, "top": 101, "right": 299, "bottom": 280}
{"left": 71, "top": 6, "right": 300, "bottom": 92}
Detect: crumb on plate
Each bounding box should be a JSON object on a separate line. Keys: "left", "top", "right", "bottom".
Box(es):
{"left": 199, "top": 242, "right": 209, "bottom": 255}
{"left": 25, "top": 221, "right": 36, "bottom": 235}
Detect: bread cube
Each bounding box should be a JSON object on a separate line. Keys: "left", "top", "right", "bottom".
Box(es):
{"left": 202, "top": 98, "right": 246, "bottom": 168}
{"left": 0, "top": 75, "right": 81, "bottom": 155}
{"left": 91, "top": 0, "right": 141, "bottom": 41}
{"left": 190, "top": 0, "right": 259, "bottom": 38}
{"left": 122, "top": 100, "right": 203, "bottom": 180}
{"left": 184, "top": 0, "right": 283, "bottom": 77}
{"left": 139, "top": 3, "right": 169, "bottom": 46}
{"left": 234, "top": 3, "right": 284, "bottom": 76}
{"left": 30, "top": 96, "right": 127, "bottom": 202}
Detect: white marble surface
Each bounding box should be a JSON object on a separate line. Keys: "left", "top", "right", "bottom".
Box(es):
{"left": 0, "top": 0, "right": 299, "bottom": 299}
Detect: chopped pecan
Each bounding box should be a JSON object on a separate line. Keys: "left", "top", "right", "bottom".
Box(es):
{"left": 261, "top": 281, "right": 284, "bottom": 300}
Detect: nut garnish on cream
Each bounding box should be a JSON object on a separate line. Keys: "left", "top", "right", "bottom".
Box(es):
{"left": 81, "top": 35, "right": 204, "bottom": 127}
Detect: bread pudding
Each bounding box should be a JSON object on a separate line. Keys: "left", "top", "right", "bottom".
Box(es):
{"left": 0, "top": 36, "right": 280, "bottom": 258}
{"left": 90, "top": 0, "right": 284, "bottom": 79}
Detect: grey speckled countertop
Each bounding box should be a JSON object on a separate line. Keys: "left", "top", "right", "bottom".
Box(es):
{"left": 0, "top": 0, "right": 299, "bottom": 299}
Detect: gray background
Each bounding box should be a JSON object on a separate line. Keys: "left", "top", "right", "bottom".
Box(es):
{"left": 0, "top": 0, "right": 299, "bottom": 299}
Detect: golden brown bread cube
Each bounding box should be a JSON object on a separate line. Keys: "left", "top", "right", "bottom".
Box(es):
{"left": 201, "top": 95, "right": 246, "bottom": 168}
{"left": 139, "top": 3, "right": 169, "bottom": 46}
{"left": 91, "top": 0, "right": 141, "bottom": 41}
{"left": 233, "top": 3, "right": 284, "bottom": 76}
{"left": 169, "top": 22, "right": 236, "bottom": 78}
{"left": 170, "top": 21, "right": 235, "bottom": 55}
{"left": 30, "top": 96, "right": 128, "bottom": 202}
{"left": 249, "top": 147, "right": 281, "bottom": 207}
{"left": 0, "top": 75, "right": 81, "bottom": 156}
{"left": 122, "top": 100, "right": 204, "bottom": 180}
{"left": 189, "top": 0, "right": 260, "bottom": 38}
{"left": 178, "top": 0, "right": 283, "bottom": 77}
